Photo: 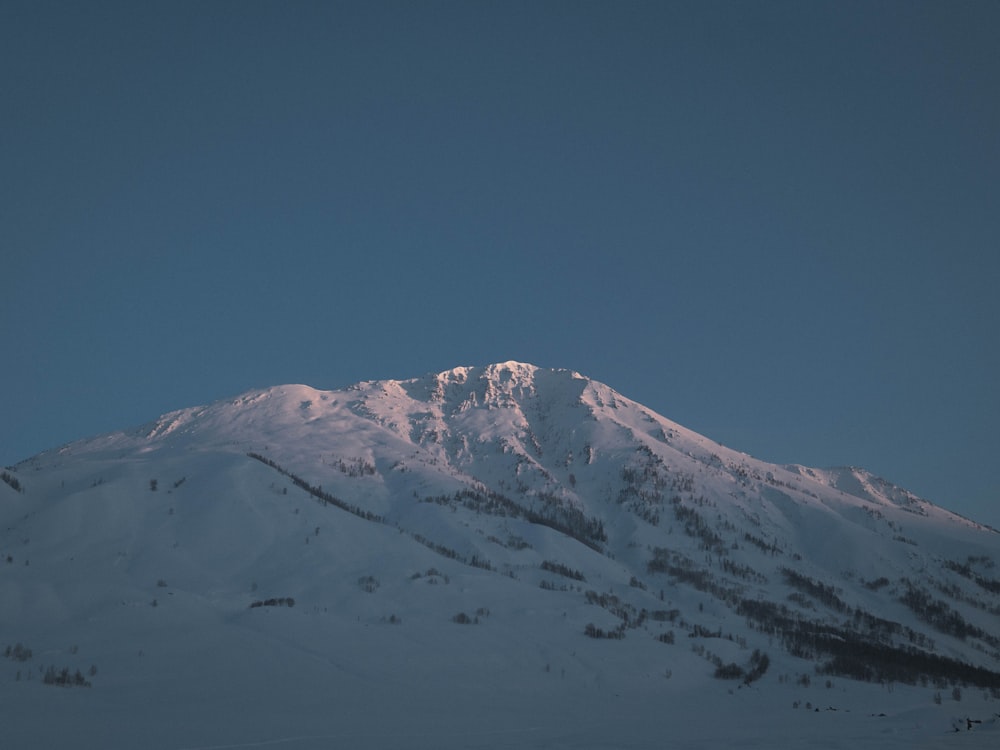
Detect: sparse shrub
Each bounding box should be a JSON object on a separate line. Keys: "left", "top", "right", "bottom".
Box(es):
{"left": 584, "top": 623, "right": 625, "bottom": 640}
{"left": 4, "top": 643, "right": 32, "bottom": 662}
{"left": 470, "top": 555, "right": 494, "bottom": 570}
{"left": 358, "top": 576, "right": 380, "bottom": 593}
{"left": 540, "top": 579, "right": 567, "bottom": 591}
{"left": 249, "top": 597, "right": 296, "bottom": 609}
{"left": 412, "top": 568, "right": 450, "bottom": 584}
{"left": 650, "top": 609, "right": 680, "bottom": 622}
{"left": 714, "top": 662, "right": 744, "bottom": 680}
{"left": 541, "top": 560, "right": 586, "bottom": 581}
{"left": 334, "top": 457, "right": 377, "bottom": 477}
{"left": 505, "top": 535, "right": 531, "bottom": 550}
{"left": 744, "top": 650, "right": 770, "bottom": 684}
{"left": 713, "top": 649, "right": 769, "bottom": 683}
{"left": 42, "top": 665, "right": 91, "bottom": 688}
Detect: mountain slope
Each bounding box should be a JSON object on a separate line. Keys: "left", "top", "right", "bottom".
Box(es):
{"left": 2, "top": 361, "right": 998, "bottom": 748}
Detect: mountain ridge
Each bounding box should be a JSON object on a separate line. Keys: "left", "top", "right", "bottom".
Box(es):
{"left": 29, "top": 361, "right": 989, "bottom": 534}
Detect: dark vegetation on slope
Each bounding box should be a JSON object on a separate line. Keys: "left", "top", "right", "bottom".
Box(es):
{"left": 541, "top": 559, "right": 587, "bottom": 581}
{"left": 5, "top": 643, "right": 95, "bottom": 688}
{"left": 714, "top": 648, "right": 770, "bottom": 684}
{"left": 943, "top": 558, "right": 1000, "bottom": 595}
{"left": 900, "top": 583, "right": 1000, "bottom": 649}
{"left": 422, "top": 489, "right": 607, "bottom": 550}
{"left": 42, "top": 666, "right": 92, "bottom": 687}
{"left": 1, "top": 470, "right": 23, "bottom": 492}
{"left": 247, "top": 452, "right": 385, "bottom": 523}
{"left": 736, "top": 598, "right": 1000, "bottom": 689}
{"left": 249, "top": 597, "right": 295, "bottom": 609}
{"left": 644, "top": 548, "right": 1000, "bottom": 689}
{"left": 248, "top": 441, "right": 1000, "bottom": 693}
{"left": 249, "top": 452, "right": 607, "bottom": 552}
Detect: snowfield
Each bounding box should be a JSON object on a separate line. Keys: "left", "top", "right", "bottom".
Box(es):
{"left": 2, "top": 362, "right": 998, "bottom": 748}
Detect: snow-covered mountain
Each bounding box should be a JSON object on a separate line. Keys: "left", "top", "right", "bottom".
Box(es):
{"left": 2, "top": 361, "right": 998, "bottom": 749}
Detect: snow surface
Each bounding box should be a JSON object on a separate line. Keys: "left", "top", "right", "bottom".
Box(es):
{"left": 2, "top": 362, "right": 998, "bottom": 748}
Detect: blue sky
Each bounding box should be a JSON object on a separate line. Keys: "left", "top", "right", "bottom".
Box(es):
{"left": 3, "top": 1, "right": 998, "bottom": 528}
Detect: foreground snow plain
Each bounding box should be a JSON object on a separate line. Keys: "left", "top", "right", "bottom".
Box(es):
{"left": 2, "top": 363, "right": 998, "bottom": 748}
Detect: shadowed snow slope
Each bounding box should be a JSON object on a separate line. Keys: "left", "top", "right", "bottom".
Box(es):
{"left": 2, "top": 362, "right": 998, "bottom": 749}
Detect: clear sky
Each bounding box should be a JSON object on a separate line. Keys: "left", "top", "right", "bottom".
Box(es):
{"left": 2, "top": 1, "right": 998, "bottom": 528}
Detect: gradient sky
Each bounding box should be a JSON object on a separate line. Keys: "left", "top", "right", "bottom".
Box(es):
{"left": 3, "top": 1, "right": 998, "bottom": 528}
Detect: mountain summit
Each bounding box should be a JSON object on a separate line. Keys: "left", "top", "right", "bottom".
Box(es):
{"left": 2, "top": 363, "right": 999, "bottom": 748}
